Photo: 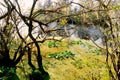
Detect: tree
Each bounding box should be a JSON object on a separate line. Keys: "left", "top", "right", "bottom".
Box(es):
{"left": 0, "top": 0, "right": 74, "bottom": 79}
{"left": 96, "top": 0, "right": 120, "bottom": 80}
{"left": 0, "top": 0, "right": 49, "bottom": 79}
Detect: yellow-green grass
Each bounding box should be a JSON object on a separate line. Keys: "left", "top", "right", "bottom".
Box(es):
{"left": 16, "top": 39, "right": 111, "bottom": 80}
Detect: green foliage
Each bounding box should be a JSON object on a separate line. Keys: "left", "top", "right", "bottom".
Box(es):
{"left": 48, "top": 40, "right": 61, "bottom": 48}
{"left": 69, "top": 40, "right": 84, "bottom": 45}
{"left": 69, "top": 40, "right": 89, "bottom": 49}
{"left": 91, "top": 48, "right": 102, "bottom": 55}
{"left": 9, "top": 40, "right": 21, "bottom": 50}
{"left": 0, "top": 66, "right": 19, "bottom": 80}
{"left": 113, "top": 5, "right": 120, "bottom": 10}
{"left": 60, "top": 19, "right": 67, "bottom": 26}
{"left": 0, "top": 73, "right": 20, "bottom": 80}
{"left": 89, "top": 14, "right": 97, "bottom": 19}
{"left": 0, "top": 66, "right": 16, "bottom": 74}
{"left": 48, "top": 51, "right": 75, "bottom": 60}
{"left": 6, "top": 23, "right": 13, "bottom": 30}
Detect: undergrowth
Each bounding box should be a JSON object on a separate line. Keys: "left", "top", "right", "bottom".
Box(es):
{"left": 48, "top": 51, "right": 75, "bottom": 60}
{"left": 4, "top": 39, "right": 111, "bottom": 80}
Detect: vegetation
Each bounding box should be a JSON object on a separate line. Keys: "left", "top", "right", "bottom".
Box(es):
{"left": 0, "top": 0, "right": 120, "bottom": 80}
{"left": 16, "top": 40, "right": 110, "bottom": 80}
{"left": 48, "top": 50, "right": 75, "bottom": 60}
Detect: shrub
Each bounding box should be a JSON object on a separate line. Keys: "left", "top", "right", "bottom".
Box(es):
{"left": 47, "top": 40, "right": 62, "bottom": 48}
{"left": 48, "top": 51, "right": 75, "bottom": 60}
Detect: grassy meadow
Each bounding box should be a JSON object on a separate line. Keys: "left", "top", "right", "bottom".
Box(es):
{"left": 16, "top": 39, "right": 111, "bottom": 80}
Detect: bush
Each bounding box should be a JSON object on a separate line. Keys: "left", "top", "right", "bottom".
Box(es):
{"left": 0, "top": 66, "right": 19, "bottom": 80}
{"left": 48, "top": 51, "right": 75, "bottom": 60}
{"left": 47, "top": 40, "right": 61, "bottom": 48}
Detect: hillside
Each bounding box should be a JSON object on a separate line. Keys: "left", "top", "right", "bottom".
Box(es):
{"left": 16, "top": 39, "right": 110, "bottom": 80}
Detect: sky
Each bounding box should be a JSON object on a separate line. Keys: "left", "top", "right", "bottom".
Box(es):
{"left": 0, "top": 0, "right": 81, "bottom": 13}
